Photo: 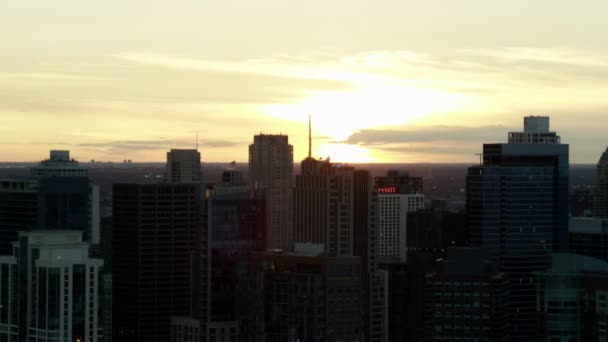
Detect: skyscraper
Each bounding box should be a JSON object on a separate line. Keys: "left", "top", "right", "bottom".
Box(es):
{"left": 294, "top": 158, "right": 356, "bottom": 256}
{"left": 0, "top": 150, "right": 100, "bottom": 254}
{"left": 249, "top": 134, "right": 294, "bottom": 250}
{"left": 0, "top": 230, "right": 104, "bottom": 342}
{"left": 166, "top": 149, "right": 202, "bottom": 184}
{"left": 467, "top": 115, "right": 569, "bottom": 341}
{"left": 112, "top": 150, "right": 207, "bottom": 342}
{"left": 594, "top": 147, "right": 608, "bottom": 218}
{"left": 374, "top": 171, "right": 425, "bottom": 263}
{"left": 112, "top": 182, "right": 203, "bottom": 342}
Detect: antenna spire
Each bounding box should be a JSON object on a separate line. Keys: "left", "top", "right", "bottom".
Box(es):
{"left": 308, "top": 113, "right": 312, "bottom": 158}
{"left": 196, "top": 132, "right": 199, "bottom": 150}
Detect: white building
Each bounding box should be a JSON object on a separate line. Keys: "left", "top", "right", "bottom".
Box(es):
{"left": 378, "top": 193, "right": 425, "bottom": 263}
{"left": 0, "top": 230, "right": 104, "bottom": 342}
{"left": 508, "top": 116, "right": 561, "bottom": 144}
{"left": 166, "top": 149, "right": 202, "bottom": 183}
{"left": 30, "top": 150, "right": 88, "bottom": 177}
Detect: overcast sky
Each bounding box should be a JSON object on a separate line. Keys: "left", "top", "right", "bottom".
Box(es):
{"left": 2, "top": 1, "right": 607, "bottom": 163}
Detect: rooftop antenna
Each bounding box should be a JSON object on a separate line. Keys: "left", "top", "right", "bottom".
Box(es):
{"left": 196, "top": 132, "right": 199, "bottom": 150}
{"left": 308, "top": 113, "right": 312, "bottom": 158}
{"left": 475, "top": 153, "right": 483, "bottom": 165}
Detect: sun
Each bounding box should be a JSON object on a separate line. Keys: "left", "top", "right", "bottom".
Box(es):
{"left": 316, "top": 143, "right": 375, "bottom": 163}
{"left": 260, "top": 82, "right": 464, "bottom": 162}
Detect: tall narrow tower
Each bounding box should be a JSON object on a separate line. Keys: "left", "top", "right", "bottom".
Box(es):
{"left": 249, "top": 134, "right": 294, "bottom": 250}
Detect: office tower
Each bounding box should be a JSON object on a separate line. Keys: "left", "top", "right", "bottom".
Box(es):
{"left": 249, "top": 134, "right": 294, "bottom": 250}
{"left": 30, "top": 150, "right": 88, "bottom": 177}
{"left": 424, "top": 248, "right": 510, "bottom": 342}
{"left": 374, "top": 171, "right": 425, "bottom": 263}
{"left": 208, "top": 166, "right": 266, "bottom": 339}
{"left": 294, "top": 158, "right": 355, "bottom": 256}
{"left": 166, "top": 149, "right": 202, "bottom": 183}
{"left": 594, "top": 147, "right": 608, "bottom": 218}
{"left": 112, "top": 182, "right": 204, "bottom": 342}
{"left": 0, "top": 230, "right": 104, "bottom": 342}
{"left": 467, "top": 115, "right": 569, "bottom": 341}
{"left": 0, "top": 151, "right": 100, "bottom": 253}
{"left": 536, "top": 253, "right": 608, "bottom": 341}
{"left": 569, "top": 217, "right": 608, "bottom": 261}
{"left": 250, "top": 245, "right": 363, "bottom": 342}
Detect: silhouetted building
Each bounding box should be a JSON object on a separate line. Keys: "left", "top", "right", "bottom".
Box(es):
{"left": 294, "top": 157, "right": 355, "bottom": 256}
{"left": 166, "top": 149, "right": 202, "bottom": 184}
{"left": 380, "top": 210, "right": 467, "bottom": 342}
{"left": 249, "top": 134, "right": 294, "bottom": 250}
{"left": 467, "top": 115, "right": 569, "bottom": 341}
{"left": 112, "top": 182, "right": 204, "bottom": 342}
{"left": 594, "top": 147, "right": 608, "bottom": 218}
{"left": 407, "top": 209, "right": 468, "bottom": 257}
{"left": 569, "top": 217, "right": 608, "bottom": 262}
{"left": 208, "top": 168, "right": 266, "bottom": 338}
{"left": 251, "top": 245, "right": 363, "bottom": 342}
{"left": 424, "top": 248, "right": 510, "bottom": 342}
{"left": 0, "top": 152, "right": 100, "bottom": 254}
{"left": 0, "top": 230, "right": 104, "bottom": 342}
{"left": 30, "top": 150, "right": 88, "bottom": 177}
{"left": 536, "top": 253, "right": 608, "bottom": 342}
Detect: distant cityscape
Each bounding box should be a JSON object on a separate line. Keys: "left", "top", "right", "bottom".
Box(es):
{"left": 1, "top": 115, "right": 608, "bottom": 342}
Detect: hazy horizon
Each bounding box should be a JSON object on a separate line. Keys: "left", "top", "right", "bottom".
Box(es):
{"left": 2, "top": 1, "right": 608, "bottom": 163}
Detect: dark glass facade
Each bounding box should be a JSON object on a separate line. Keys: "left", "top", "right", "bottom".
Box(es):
{"left": 467, "top": 142, "right": 569, "bottom": 341}
{"left": 112, "top": 183, "right": 204, "bottom": 342}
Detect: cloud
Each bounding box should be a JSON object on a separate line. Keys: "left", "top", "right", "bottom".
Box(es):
{"left": 78, "top": 138, "right": 245, "bottom": 153}
{"left": 345, "top": 125, "right": 517, "bottom": 146}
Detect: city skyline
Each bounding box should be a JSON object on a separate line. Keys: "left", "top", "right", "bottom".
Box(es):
{"left": 2, "top": 1, "right": 608, "bottom": 163}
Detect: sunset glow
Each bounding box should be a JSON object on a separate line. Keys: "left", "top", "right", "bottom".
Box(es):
{"left": 1, "top": 1, "right": 608, "bottom": 163}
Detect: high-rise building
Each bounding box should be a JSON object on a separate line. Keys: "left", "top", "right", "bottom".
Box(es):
{"left": 424, "top": 248, "right": 510, "bottom": 342}
{"left": 467, "top": 115, "right": 569, "bottom": 341}
{"left": 0, "top": 150, "right": 100, "bottom": 253}
{"left": 0, "top": 230, "right": 104, "bottom": 342}
{"left": 208, "top": 166, "right": 266, "bottom": 339}
{"left": 30, "top": 150, "right": 88, "bottom": 177}
{"left": 112, "top": 182, "right": 203, "bottom": 342}
{"left": 594, "top": 147, "right": 608, "bottom": 218}
{"left": 294, "top": 157, "right": 355, "bottom": 256}
{"left": 166, "top": 149, "right": 202, "bottom": 183}
{"left": 374, "top": 171, "right": 425, "bottom": 263}
{"left": 536, "top": 253, "right": 608, "bottom": 342}
{"left": 250, "top": 245, "right": 364, "bottom": 342}
{"left": 249, "top": 134, "right": 294, "bottom": 251}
